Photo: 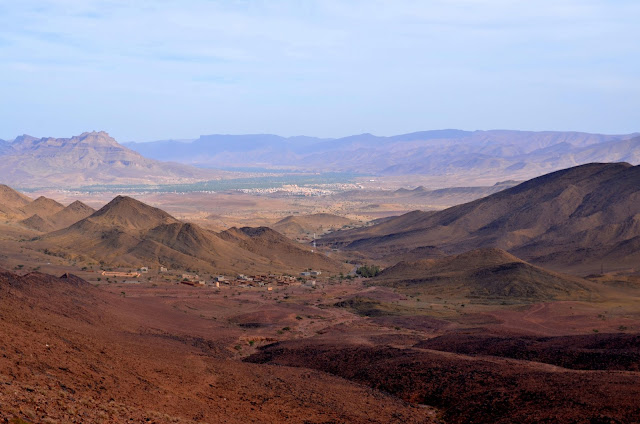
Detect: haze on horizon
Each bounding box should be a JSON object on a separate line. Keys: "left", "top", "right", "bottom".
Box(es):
{"left": 1, "top": 0, "right": 638, "bottom": 142}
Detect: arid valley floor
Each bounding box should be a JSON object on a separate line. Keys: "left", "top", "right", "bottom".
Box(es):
{"left": 1, "top": 163, "right": 640, "bottom": 423}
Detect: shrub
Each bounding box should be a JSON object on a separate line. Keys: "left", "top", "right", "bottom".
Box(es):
{"left": 356, "top": 264, "right": 381, "bottom": 278}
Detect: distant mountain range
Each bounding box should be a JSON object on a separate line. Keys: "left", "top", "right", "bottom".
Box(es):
{"left": 125, "top": 130, "right": 640, "bottom": 180}
{"left": 0, "top": 131, "right": 224, "bottom": 188}
{"left": 3, "top": 129, "right": 639, "bottom": 188}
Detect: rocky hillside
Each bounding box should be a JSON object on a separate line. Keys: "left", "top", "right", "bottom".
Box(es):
{"left": 271, "top": 213, "right": 358, "bottom": 240}
{"left": 0, "top": 131, "right": 224, "bottom": 187}
{"left": 0, "top": 184, "right": 33, "bottom": 220}
{"left": 0, "top": 269, "right": 430, "bottom": 423}
{"left": 321, "top": 162, "right": 640, "bottom": 272}
{"left": 375, "top": 248, "right": 597, "bottom": 302}
{"left": 0, "top": 186, "right": 95, "bottom": 231}
{"left": 39, "top": 195, "right": 345, "bottom": 274}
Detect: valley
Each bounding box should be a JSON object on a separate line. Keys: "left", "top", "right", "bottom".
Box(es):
{"left": 4, "top": 1, "right": 639, "bottom": 421}
{"left": 1, "top": 160, "right": 640, "bottom": 422}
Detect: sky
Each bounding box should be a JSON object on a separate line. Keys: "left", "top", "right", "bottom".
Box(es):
{"left": 1, "top": 0, "right": 639, "bottom": 142}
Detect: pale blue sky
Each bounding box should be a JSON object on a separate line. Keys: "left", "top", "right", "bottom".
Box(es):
{"left": 1, "top": 0, "right": 638, "bottom": 141}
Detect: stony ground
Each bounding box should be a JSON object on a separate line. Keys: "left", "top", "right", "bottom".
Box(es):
{"left": 2, "top": 269, "right": 640, "bottom": 423}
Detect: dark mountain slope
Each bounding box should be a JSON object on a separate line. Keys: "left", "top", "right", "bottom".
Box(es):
{"left": 375, "top": 248, "right": 598, "bottom": 302}
{"left": 219, "top": 226, "right": 345, "bottom": 273}
{"left": 321, "top": 163, "right": 640, "bottom": 271}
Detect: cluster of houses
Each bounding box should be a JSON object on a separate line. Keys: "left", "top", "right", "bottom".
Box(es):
{"left": 179, "top": 271, "right": 322, "bottom": 289}
{"left": 101, "top": 270, "right": 141, "bottom": 278}
{"left": 99, "top": 265, "right": 323, "bottom": 289}
{"left": 180, "top": 273, "right": 206, "bottom": 286}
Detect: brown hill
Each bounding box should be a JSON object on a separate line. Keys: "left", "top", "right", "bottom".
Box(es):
{"left": 17, "top": 196, "right": 66, "bottom": 230}
{"left": 219, "top": 226, "right": 345, "bottom": 273}
{"left": 0, "top": 188, "right": 70, "bottom": 225}
{"left": 87, "top": 195, "right": 178, "bottom": 232}
{"left": 19, "top": 213, "right": 55, "bottom": 232}
{"left": 50, "top": 200, "right": 96, "bottom": 229}
{"left": 40, "top": 196, "right": 342, "bottom": 274}
{"left": 20, "top": 195, "right": 65, "bottom": 217}
{"left": 19, "top": 199, "right": 96, "bottom": 232}
{"left": 271, "top": 213, "right": 357, "bottom": 240}
{"left": 375, "top": 248, "right": 597, "bottom": 302}
{"left": 41, "top": 196, "right": 213, "bottom": 269}
{"left": 141, "top": 222, "right": 273, "bottom": 273}
{"left": 321, "top": 163, "right": 640, "bottom": 272}
{"left": 0, "top": 184, "right": 32, "bottom": 220}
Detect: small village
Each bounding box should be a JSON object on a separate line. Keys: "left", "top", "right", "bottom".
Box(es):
{"left": 100, "top": 266, "right": 324, "bottom": 289}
